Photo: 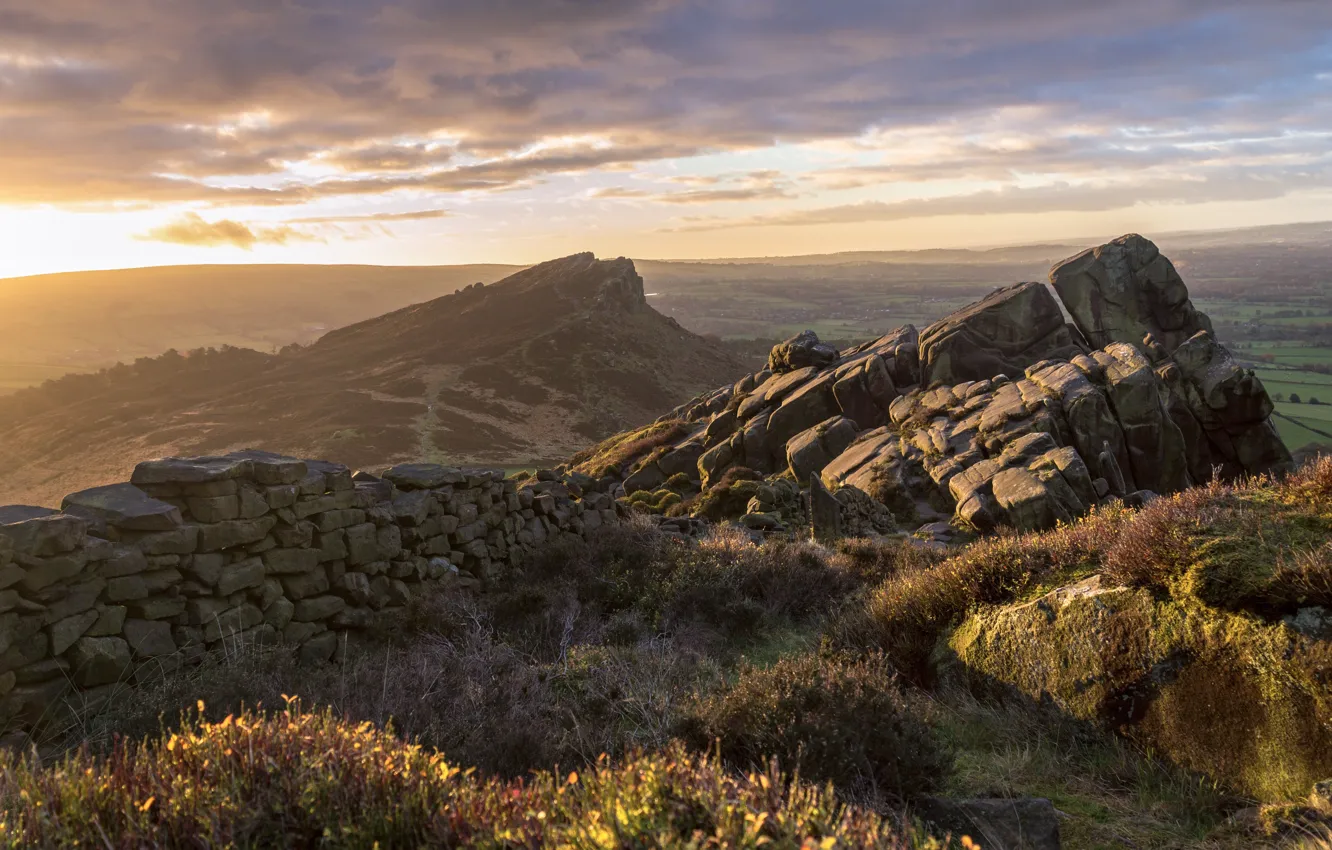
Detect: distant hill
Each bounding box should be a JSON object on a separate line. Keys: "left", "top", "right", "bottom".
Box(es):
{"left": 0, "top": 263, "right": 524, "bottom": 393}
{"left": 0, "top": 255, "right": 746, "bottom": 506}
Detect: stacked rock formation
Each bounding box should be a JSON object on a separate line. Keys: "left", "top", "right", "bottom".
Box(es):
{"left": 605, "top": 235, "right": 1291, "bottom": 535}
{"left": 0, "top": 451, "right": 617, "bottom": 739}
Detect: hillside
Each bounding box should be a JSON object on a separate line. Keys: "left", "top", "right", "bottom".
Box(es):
{"left": 0, "top": 254, "right": 745, "bottom": 506}
{"left": 0, "top": 263, "right": 524, "bottom": 393}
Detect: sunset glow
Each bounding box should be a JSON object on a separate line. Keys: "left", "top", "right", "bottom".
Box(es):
{"left": 2, "top": 1, "right": 1331, "bottom": 276}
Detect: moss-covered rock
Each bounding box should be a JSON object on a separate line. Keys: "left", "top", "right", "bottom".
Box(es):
{"left": 941, "top": 574, "right": 1332, "bottom": 802}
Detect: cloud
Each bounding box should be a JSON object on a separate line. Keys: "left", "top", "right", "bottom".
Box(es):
{"left": 666, "top": 170, "right": 1327, "bottom": 231}
{"left": 136, "top": 212, "right": 320, "bottom": 248}
{"left": 286, "top": 208, "right": 451, "bottom": 224}
{"left": 0, "top": 0, "right": 1329, "bottom": 214}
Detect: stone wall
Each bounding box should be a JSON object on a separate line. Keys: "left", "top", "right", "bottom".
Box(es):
{"left": 0, "top": 450, "right": 620, "bottom": 739}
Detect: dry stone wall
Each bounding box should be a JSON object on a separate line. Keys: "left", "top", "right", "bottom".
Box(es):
{"left": 0, "top": 451, "right": 619, "bottom": 739}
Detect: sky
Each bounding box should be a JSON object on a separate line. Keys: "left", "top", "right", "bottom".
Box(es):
{"left": 1, "top": 0, "right": 1331, "bottom": 277}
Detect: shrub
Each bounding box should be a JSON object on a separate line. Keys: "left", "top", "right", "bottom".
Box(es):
{"left": 679, "top": 653, "right": 951, "bottom": 802}
{"left": 1104, "top": 460, "right": 1332, "bottom": 615}
{"left": 664, "top": 471, "right": 696, "bottom": 492}
{"left": 832, "top": 506, "right": 1131, "bottom": 682}
{"left": 691, "top": 468, "right": 765, "bottom": 521}
{"left": 660, "top": 530, "right": 859, "bottom": 646}
{"left": 0, "top": 705, "right": 927, "bottom": 848}
{"left": 568, "top": 418, "right": 690, "bottom": 477}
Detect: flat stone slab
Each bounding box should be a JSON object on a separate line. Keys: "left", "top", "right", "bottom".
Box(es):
{"left": 0, "top": 506, "right": 57, "bottom": 525}
{"left": 382, "top": 464, "right": 464, "bottom": 490}
{"left": 132, "top": 456, "right": 253, "bottom": 485}
{"left": 226, "top": 450, "right": 309, "bottom": 485}
{"left": 0, "top": 511, "right": 87, "bottom": 556}
{"left": 62, "top": 484, "right": 183, "bottom": 532}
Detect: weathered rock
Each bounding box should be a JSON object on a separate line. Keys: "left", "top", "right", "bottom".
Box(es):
{"left": 123, "top": 619, "right": 176, "bottom": 657}
{"left": 0, "top": 512, "right": 86, "bottom": 558}
{"left": 66, "top": 636, "right": 131, "bottom": 687}
{"left": 1050, "top": 234, "right": 1214, "bottom": 355}
{"left": 809, "top": 476, "right": 843, "bottom": 544}
{"left": 919, "top": 282, "right": 1084, "bottom": 387}
{"left": 382, "top": 463, "right": 462, "bottom": 490}
{"left": 1171, "top": 330, "right": 1292, "bottom": 477}
{"left": 768, "top": 330, "right": 838, "bottom": 374}
{"left": 944, "top": 574, "right": 1332, "bottom": 802}
{"left": 915, "top": 796, "right": 1062, "bottom": 850}
{"left": 225, "top": 449, "right": 309, "bottom": 485}
{"left": 832, "top": 354, "right": 897, "bottom": 429}
{"left": 62, "top": 484, "right": 182, "bottom": 532}
{"left": 132, "top": 456, "right": 253, "bottom": 486}
{"left": 767, "top": 372, "right": 840, "bottom": 451}
{"left": 1093, "top": 344, "right": 1191, "bottom": 494}
{"left": 786, "top": 416, "right": 860, "bottom": 484}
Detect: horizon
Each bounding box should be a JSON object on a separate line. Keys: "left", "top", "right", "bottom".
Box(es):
{"left": 3, "top": 1, "right": 1331, "bottom": 278}
{"left": 4, "top": 216, "right": 1332, "bottom": 282}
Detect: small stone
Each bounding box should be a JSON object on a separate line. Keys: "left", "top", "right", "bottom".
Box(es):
{"left": 49, "top": 610, "right": 99, "bottom": 655}
{"left": 129, "top": 597, "right": 186, "bottom": 620}
{"left": 264, "top": 547, "right": 320, "bottom": 574}
{"left": 186, "top": 495, "right": 241, "bottom": 523}
{"left": 66, "top": 636, "right": 132, "bottom": 687}
{"left": 225, "top": 450, "right": 308, "bottom": 485}
{"left": 88, "top": 606, "right": 128, "bottom": 637}
{"left": 298, "top": 631, "right": 339, "bottom": 664}
{"left": 123, "top": 619, "right": 177, "bottom": 657}
{"left": 216, "top": 557, "right": 265, "bottom": 596}
{"left": 196, "top": 517, "right": 277, "bottom": 552}
{"left": 293, "top": 595, "right": 346, "bottom": 622}
{"left": 264, "top": 597, "right": 295, "bottom": 630}
{"left": 63, "top": 484, "right": 183, "bottom": 531}
{"left": 19, "top": 552, "right": 88, "bottom": 593}
{"left": 281, "top": 571, "right": 329, "bottom": 601}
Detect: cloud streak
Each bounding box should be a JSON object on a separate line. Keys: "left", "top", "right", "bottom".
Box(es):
{"left": 0, "top": 0, "right": 1329, "bottom": 224}
{"left": 136, "top": 213, "right": 320, "bottom": 249}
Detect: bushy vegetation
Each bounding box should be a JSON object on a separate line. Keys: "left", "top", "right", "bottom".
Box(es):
{"left": 0, "top": 703, "right": 928, "bottom": 849}
{"left": 1105, "top": 458, "right": 1332, "bottom": 614}
{"left": 20, "top": 463, "right": 1332, "bottom": 845}
{"left": 569, "top": 419, "right": 691, "bottom": 478}
{"left": 680, "top": 653, "right": 952, "bottom": 802}
{"left": 828, "top": 506, "right": 1131, "bottom": 681}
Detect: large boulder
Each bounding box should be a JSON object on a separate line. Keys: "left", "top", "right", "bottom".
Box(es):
{"left": 1082, "top": 344, "right": 1191, "bottom": 495}
{"left": 1050, "top": 234, "right": 1214, "bottom": 355}
{"left": 786, "top": 416, "right": 860, "bottom": 484}
{"left": 768, "top": 330, "right": 839, "bottom": 374}
{"left": 918, "top": 282, "right": 1084, "bottom": 387}
{"left": 831, "top": 354, "right": 897, "bottom": 430}
{"left": 943, "top": 575, "right": 1332, "bottom": 802}
{"left": 1170, "top": 331, "right": 1292, "bottom": 477}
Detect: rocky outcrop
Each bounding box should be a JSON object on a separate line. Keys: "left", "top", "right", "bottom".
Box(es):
{"left": 1050, "top": 234, "right": 1214, "bottom": 355}
{"left": 768, "top": 330, "right": 839, "bottom": 374}
{"left": 588, "top": 235, "right": 1291, "bottom": 539}
{"left": 918, "top": 281, "right": 1085, "bottom": 387}
{"left": 941, "top": 575, "right": 1332, "bottom": 802}
{"left": 0, "top": 450, "right": 619, "bottom": 741}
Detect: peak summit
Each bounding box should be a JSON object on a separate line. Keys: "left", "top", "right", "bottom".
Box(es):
{"left": 487, "top": 252, "right": 647, "bottom": 314}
